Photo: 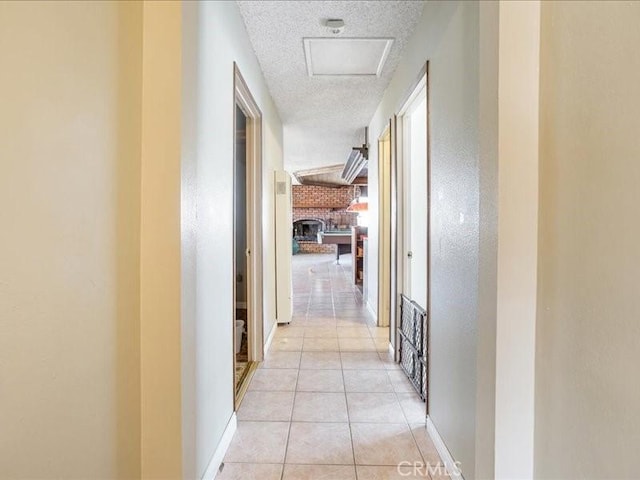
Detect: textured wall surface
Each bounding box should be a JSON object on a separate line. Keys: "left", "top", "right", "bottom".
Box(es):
{"left": 535, "top": 2, "right": 640, "bottom": 477}
{"left": 426, "top": 6, "right": 480, "bottom": 478}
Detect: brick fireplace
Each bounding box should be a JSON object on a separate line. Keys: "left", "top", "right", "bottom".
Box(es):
{"left": 293, "top": 218, "right": 325, "bottom": 242}
{"left": 292, "top": 184, "right": 360, "bottom": 254}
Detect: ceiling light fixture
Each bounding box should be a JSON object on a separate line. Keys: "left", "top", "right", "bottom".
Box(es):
{"left": 346, "top": 197, "right": 368, "bottom": 213}
{"left": 342, "top": 128, "right": 369, "bottom": 184}
{"left": 325, "top": 19, "right": 345, "bottom": 35}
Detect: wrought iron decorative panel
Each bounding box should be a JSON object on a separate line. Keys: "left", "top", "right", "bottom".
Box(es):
{"left": 397, "top": 294, "right": 428, "bottom": 403}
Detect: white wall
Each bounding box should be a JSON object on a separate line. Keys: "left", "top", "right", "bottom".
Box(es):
{"left": 0, "top": 2, "right": 142, "bottom": 478}
{"left": 535, "top": 1, "right": 640, "bottom": 477}
{"left": 368, "top": 2, "right": 492, "bottom": 478}
{"left": 181, "top": 1, "right": 284, "bottom": 477}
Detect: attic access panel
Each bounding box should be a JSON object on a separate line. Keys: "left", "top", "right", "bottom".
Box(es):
{"left": 303, "top": 38, "right": 394, "bottom": 77}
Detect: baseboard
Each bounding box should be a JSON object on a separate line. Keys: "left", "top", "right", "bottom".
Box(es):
{"left": 426, "top": 416, "right": 464, "bottom": 480}
{"left": 235, "top": 301, "right": 247, "bottom": 309}
{"left": 263, "top": 320, "right": 277, "bottom": 356}
{"left": 201, "top": 413, "right": 237, "bottom": 480}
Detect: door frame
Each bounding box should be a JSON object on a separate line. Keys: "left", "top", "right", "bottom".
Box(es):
{"left": 377, "top": 122, "right": 393, "bottom": 332}
{"left": 391, "top": 64, "right": 430, "bottom": 415}
{"left": 233, "top": 63, "right": 264, "bottom": 406}
{"left": 396, "top": 67, "right": 428, "bottom": 306}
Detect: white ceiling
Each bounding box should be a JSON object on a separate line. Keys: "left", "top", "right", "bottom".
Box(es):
{"left": 237, "top": 1, "right": 425, "bottom": 173}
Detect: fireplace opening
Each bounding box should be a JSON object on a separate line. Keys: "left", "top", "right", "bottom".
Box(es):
{"left": 293, "top": 219, "right": 325, "bottom": 242}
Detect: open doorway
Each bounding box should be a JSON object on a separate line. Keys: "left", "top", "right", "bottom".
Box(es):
{"left": 234, "top": 104, "right": 250, "bottom": 393}
{"left": 233, "top": 64, "right": 264, "bottom": 406}
{"left": 380, "top": 65, "right": 430, "bottom": 410}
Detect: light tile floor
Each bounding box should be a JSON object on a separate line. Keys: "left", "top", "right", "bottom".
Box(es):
{"left": 218, "top": 254, "right": 448, "bottom": 480}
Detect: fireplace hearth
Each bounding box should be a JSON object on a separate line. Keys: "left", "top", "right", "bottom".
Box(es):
{"left": 293, "top": 219, "right": 325, "bottom": 242}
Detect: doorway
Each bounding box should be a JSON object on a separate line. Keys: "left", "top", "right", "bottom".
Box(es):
{"left": 397, "top": 73, "right": 428, "bottom": 313}
{"left": 234, "top": 105, "right": 250, "bottom": 394}
{"left": 233, "top": 64, "right": 264, "bottom": 406}
{"left": 386, "top": 66, "right": 430, "bottom": 410}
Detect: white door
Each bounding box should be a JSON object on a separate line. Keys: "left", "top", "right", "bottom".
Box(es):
{"left": 400, "top": 85, "right": 428, "bottom": 310}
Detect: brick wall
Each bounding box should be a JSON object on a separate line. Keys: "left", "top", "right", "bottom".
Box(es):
{"left": 292, "top": 185, "right": 360, "bottom": 230}
{"left": 298, "top": 242, "right": 335, "bottom": 254}
{"left": 292, "top": 208, "right": 358, "bottom": 228}
{"left": 292, "top": 185, "right": 360, "bottom": 208}
{"left": 292, "top": 185, "right": 361, "bottom": 255}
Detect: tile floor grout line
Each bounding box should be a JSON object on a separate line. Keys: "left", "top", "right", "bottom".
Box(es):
{"left": 390, "top": 365, "right": 432, "bottom": 474}
{"left": 279, "top": 361, "right": 300, "bottom": 480}
{"left": 339, "top": 340, "right": 358, "bottom": 478}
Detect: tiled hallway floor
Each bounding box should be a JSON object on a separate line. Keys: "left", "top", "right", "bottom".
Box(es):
{"left": 218, "top": 254, "right": 446, "bottom": 480}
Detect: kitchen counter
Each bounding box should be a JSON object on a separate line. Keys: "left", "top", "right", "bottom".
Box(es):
{"left": 317, "top": 230, "right": 352, "bottom": 264}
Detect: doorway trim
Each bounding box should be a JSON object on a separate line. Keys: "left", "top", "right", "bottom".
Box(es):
{"left": 377, "top": 122, "right": 393, "bottom": 332}
{"left": 379, "top": 61, "right": 431, "bottom": 352}
{"left": 233, "top": 63, "right": 264, "bottom": 407}
{"left": 396, "top": 66, "right": 428, "bottom": 306}
{"left": 391, "top": 63, "right": 430, "bottom": 416}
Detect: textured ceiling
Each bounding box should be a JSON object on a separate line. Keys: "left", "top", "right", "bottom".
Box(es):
{"left": 237, "top": 1, "right": 425, "bottom": 173}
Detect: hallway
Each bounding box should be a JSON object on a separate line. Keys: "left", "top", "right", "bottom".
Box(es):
{"left": 217, "top": 254, "right": 445, "bottom": 479}
{"left": 5, "top": 1, "right": 640, "bottom": 478}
